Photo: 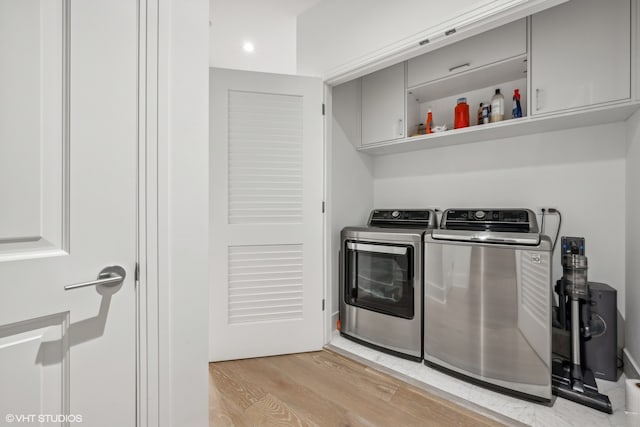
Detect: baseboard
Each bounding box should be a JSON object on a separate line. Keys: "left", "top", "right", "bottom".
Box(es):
{"left": 624, "top": 348, "right": 640, "bottom": 379}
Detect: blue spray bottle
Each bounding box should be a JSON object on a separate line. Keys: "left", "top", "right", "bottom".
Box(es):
{"left": 512, "top": 88, "right": 522, "bottom": 118}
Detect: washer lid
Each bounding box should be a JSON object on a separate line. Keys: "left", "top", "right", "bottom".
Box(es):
{"left": 433, "top": 208, "right": 541, "bottom": 245}
{"left": 431, "top": 229, "right": 541, "bottom": 245}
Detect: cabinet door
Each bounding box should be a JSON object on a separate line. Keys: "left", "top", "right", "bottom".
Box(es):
{"left": 362, "top": 62, "right": 406, "bottom": 145}
{"left": 408, "top": 19, "right": 526, "bottom": 88}
{"left": 531, "top": 0, "right": 631, "bottom": 115}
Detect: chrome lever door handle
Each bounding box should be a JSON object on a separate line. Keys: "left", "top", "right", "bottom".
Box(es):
{"left": 64, "top": 265, "right": 126, "bottom": 291}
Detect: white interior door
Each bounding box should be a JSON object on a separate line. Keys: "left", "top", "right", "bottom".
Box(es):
{"left": 0, "top": 1, "right": 138, "bottom": 426}
{"left": 210, "top": 68, "right": 324, "bottom": 361}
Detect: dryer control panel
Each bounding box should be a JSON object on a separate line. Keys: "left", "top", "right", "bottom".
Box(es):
{"left": 368, "top": 209, "right": 437, "bottom": 229}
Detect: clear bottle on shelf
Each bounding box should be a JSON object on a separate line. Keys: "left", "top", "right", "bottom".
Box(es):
{"left": 490, "top": 89, "right": 504, "bottom": 123}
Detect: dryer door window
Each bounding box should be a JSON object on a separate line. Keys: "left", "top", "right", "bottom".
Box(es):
{"left": 345, "top": 241, "right": 414, "bottom": 319}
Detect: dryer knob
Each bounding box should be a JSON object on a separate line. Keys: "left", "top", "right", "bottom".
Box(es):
{"left": 391, "top": 210, "right": 400, "bottom": 218}
{"left": 475, "top": 210, "right": 486, "bottom": 219}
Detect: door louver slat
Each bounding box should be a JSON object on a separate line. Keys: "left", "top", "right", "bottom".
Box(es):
{"left": 228, "top": 90, "right": 303, "bottom": 224}
{"left": 228, "top": 245, "right": 304, "bottom": 324}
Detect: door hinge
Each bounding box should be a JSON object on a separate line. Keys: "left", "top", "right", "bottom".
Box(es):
{"left": 322, "top": 103, "right": 325, "bottom": 116}
{"left": 322, "top": 201, "right": 325, "bottom": 213}
{"left": 322, "top": 299, "right": 325, "bottom": 311}
{"left": 134, "top": 262, "right": 139, "bottom": 282}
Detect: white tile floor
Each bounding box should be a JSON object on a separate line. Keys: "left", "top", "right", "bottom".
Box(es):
{"left": 329, "top": 334, "right": 640, "bottom": 427}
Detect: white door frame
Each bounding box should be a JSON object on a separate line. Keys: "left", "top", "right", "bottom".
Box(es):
{"left": 323, "top": 84, "right": 334, "bottom": 345}
{"left": 137, "top": 1, "right": 209, "bottom": 426}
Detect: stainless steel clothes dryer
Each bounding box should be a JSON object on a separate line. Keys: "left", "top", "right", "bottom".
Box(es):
{"left": 423, "top": 208, "right": 553, "bottom": 402}
{"left": 340, "top": 209, "right": 437, "bottom": 361}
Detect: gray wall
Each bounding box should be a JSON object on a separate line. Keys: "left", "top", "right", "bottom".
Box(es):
{"left": 329, "top": 80, "right": 373, "bottom": 326}
{"left": 626, "top": 109, "right": 640, "bottom": 377}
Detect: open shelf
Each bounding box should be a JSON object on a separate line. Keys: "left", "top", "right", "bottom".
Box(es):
{"left": 359, "top": 101, "right": 640, "bottom": 156}
{"left": 405, "top": 55, "right": 528, "bottom": 140}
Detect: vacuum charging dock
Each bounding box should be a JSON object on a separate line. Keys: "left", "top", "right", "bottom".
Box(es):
{"left": 551, "top": 237, "right": 613, "bottom": 414}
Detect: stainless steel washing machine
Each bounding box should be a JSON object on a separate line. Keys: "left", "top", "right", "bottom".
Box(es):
{"left": 423, "top": 208, "right": 553, "bottom": 402}
{"left": 340, "top": 209, "right": 437, "bottom": 361}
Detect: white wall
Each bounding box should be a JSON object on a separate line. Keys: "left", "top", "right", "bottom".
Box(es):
{"left": 328, "top": 80, "right": 374, "bottom": 323}
{"left": 626, "top": 110, "right": 640, "bottom": 375}
{"left": 371, "top": 123, "right": 628, "bottom": 317}
{"left": 209, "top": 0, "right": 320, "bottom": 74}
{"left": 160, "top": 0, "right": 210, "bottom": 425}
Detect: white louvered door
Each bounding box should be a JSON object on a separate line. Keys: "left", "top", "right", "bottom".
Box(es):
{"left": 210, "top": 68, "right": 323, "bottom": 361}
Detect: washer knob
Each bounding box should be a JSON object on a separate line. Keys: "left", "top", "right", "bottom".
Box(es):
{"left": 391, "top": 210, "right": 400, "bottom": 218}
{"left": 475, "top": 210, "right": 486, "bottom": 219}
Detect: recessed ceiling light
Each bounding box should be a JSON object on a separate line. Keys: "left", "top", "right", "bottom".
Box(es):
{"left": 242, "top": 41, "right": 255, "bottom": 53}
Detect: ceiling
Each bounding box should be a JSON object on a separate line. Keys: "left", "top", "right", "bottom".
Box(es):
{"left": 210, "top": 0, "right": 323, "bottom": 19}
{"left": 263, "top": 0, "right": 324, "bottom": 16}
{"left": 209, "top": 0, "right": 325, "bottom": 74}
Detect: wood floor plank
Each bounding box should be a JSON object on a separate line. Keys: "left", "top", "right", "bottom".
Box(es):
{"left": 244, "top": 393, "right": 319, "bottom": 427}
{"left": 262, "top": 352, "right": 455, "bottom": 426}
{"left": 295, "top": 351, "right": 400, "bottom": 402}
{"left": 389, "top": 385, "right": 498, "bottom": 427}
{"left": 211, "top": 363, "right": 266, "bottom": 410}
{"left": 209, "top": 349, "right": 507, "bottom": 427}
{"left": 216, "top": 357, "right": 357, "bottom": 426}
{"left": 209, "top": 369, "right": 236, "bottom": 427}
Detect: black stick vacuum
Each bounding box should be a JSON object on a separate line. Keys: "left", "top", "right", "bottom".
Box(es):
{"left": 551, "top": 237, "right": 612, "bottom": 413}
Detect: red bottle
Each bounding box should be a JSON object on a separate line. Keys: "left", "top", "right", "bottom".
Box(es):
{"left": 454, "top": 97, "right": 470, "bottom": 129}
{"left": 426, "top": 109, "right": 433, "bottom": 134}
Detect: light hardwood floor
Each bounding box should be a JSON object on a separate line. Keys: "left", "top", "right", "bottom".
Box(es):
{"left": 209, "top": 349, "right": 506, "bottom": 427}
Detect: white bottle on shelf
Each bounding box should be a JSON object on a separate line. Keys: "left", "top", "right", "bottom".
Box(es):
{"left": 490, "top": 88, "right": 504, "bottom": 123}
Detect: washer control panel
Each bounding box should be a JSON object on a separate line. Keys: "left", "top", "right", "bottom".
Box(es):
{"left": 441, "top": 209, "right": 537, "bottom": 233}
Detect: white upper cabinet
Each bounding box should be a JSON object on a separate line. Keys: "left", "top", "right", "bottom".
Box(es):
{"left": 361, "top": 62, "right": 406, "bottom": 145}
{"left": 407, "top": 19, "right": 527, "bottom": 89}
{"left": 330, "top": 0, "right": 638, "bottom": 155}
{"left": 530, "top": 0, "right": 631, "bottom": 115}
{"left": 332, "top": 79, "right": 362, "bottom": 148}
